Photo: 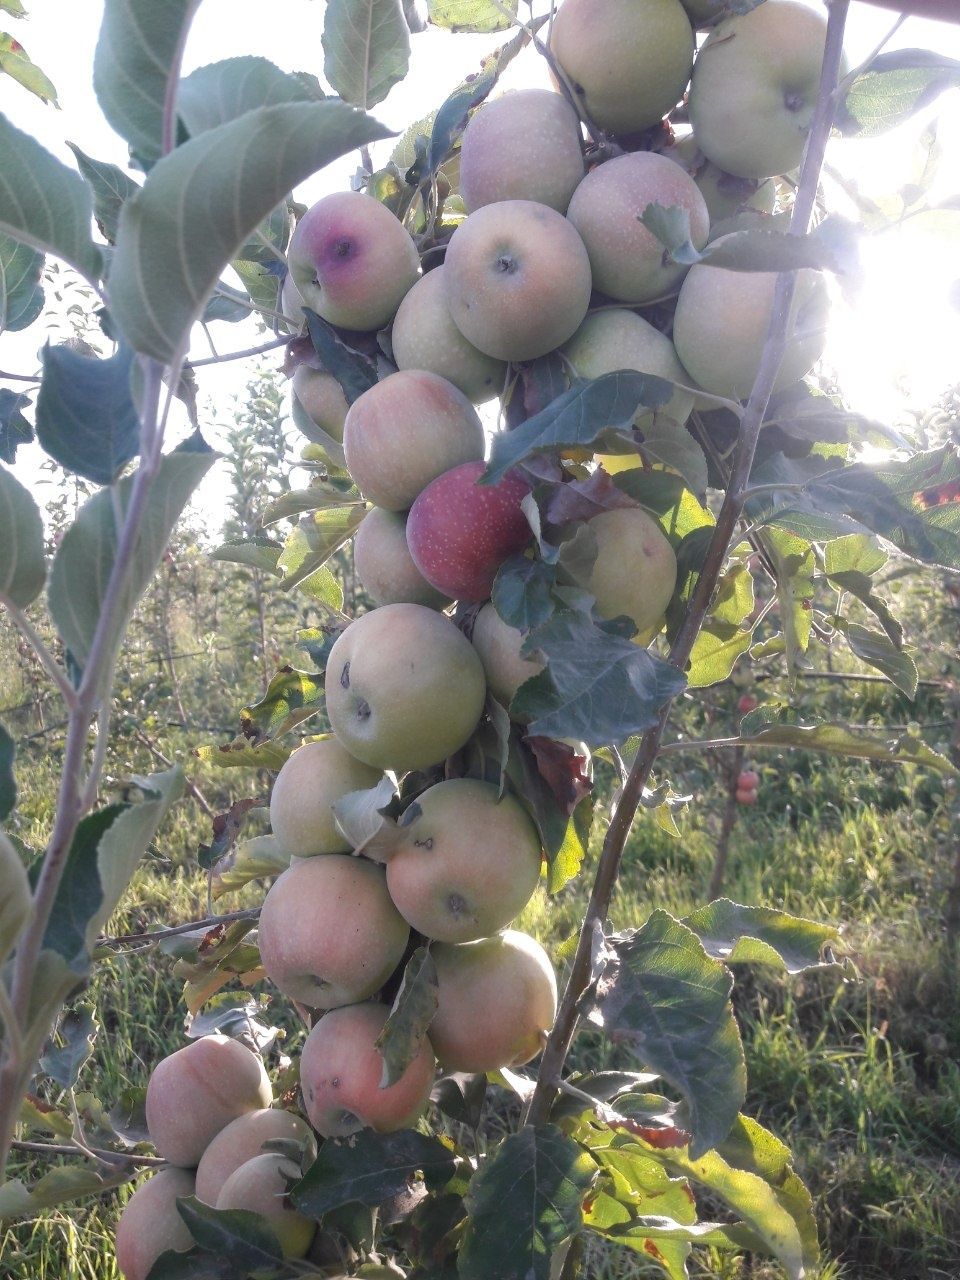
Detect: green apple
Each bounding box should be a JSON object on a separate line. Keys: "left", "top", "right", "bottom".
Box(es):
{"left": 574, "top": 507, "right": 677, "bottom": 635}
{"left": 470, "top": 603, "right": 545, "bottom": 707}
{"left": 354, "top": 507, "right": 450, "bottom": 610}
{"left": 269, "top": 737, "right": 383, "bottom": 857}
{"left": 216, "top": 1154, "right": 315, "bottom": 1258}
{"left": 196, "top": 1109, "right": 316, "bottom": 1206}
{"left": 291, "top": 365, "right": 349, "bottom": 445}
{"left": 324, "top": 604, "right": 486, "bottom": 773}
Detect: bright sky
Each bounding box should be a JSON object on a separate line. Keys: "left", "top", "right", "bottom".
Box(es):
{"left": 2, "top": 0, "right": 960, "bottom": 528}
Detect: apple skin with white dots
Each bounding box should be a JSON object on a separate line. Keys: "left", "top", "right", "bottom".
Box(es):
{"left": 406, "top": 461, "right": 532, "bottom": 603}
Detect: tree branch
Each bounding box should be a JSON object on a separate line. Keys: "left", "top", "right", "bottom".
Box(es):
{"left": 99, "top": 907, "right": 260, "bottom": 951}
{"left": 0, "top": 601, "right": 78, "bottom": 711}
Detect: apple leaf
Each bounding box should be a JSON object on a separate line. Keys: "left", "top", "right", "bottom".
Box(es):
{"left": 682, "top": 900, "right": 841, "bottom": 974}
{"left": 0, "top": 113, "right": 101, "bottom": 284}
{"left": 584, "top": 911, "right": 746, "bottom": 1159}
{"left": 292, "top": 1129, "right": 457, "bottom": 1218}
{"left": 262, "top": 485, "right": 362, "bottom": 526}
{"left": 277, "top": 506, "right": 367, "bottom": 592}
{"left": 0, "top": 827, "right": 31, "bottom": 966}
{"left": 39, "top": 1005, "right": 98, "bottom": 1090}
{"left": 375, "top": 946, "right": 439, "bottom": 1088}
{"left": 195, "top": 737, "right": 293, "bottom": 771}
{"left": 65, "top": 144, "right": 140, "bottom": 244}
{"left": 0, "top": 31, "right": 58, "bottom": 104}
{"left": 322, "top": 0, "right": 410, "bottom": 110}
{"left": 211, "top": 835, "right": 290, "bottom": 900}
{"left": 210, "top": 535, "right": 283, "bottom": 577}
{"left": 0, "top": 461, "right": 46, "bottom": 607}
{"left": 178, "top": 56, "right": 318, "bottom": 137}
{"left": 822, "top": 533, "right": 901, "bottom": 645}
{"left": 427, "top": 0, "right": 518, "bottom": 34}
{"left": 829, "top": 616, "right": 918, "bottom": 698}
{"left": 836, "top": 49, "right": 960, "bottom": 139}
{"left": 36, "top": 342, "right": 140, "bottom": 484}
{"left": 304, "top": 309, "right": 379, "bottom": 405}
{"left": 0, "top": 231, "right": 43, "bottom": 331}
{"left": 332, "top": 776, "right": 404, "bottom": 858}
{"left": 459, "top": 1126, "right": 598, "bottom": 1280}
{"left": 0, "top": 1164, "right": 131, "bottom": 1221}
{"left": 240, "top": 666, "right": 326, "bottom": 744}
{"left": 492, "top": 555, "right": 558, "bottom": 631}
{"left": 174, "top": 1199, "right": 285, "bottom": 1269}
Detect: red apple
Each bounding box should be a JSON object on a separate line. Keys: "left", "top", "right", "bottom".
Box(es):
{"left": 737, "top": 769, "right": 760, "bottom": 790}
{"left": 737, "top": 693, "right": 758, "bottom": 715}
{"left": 406, "top": 461, "right": 532, "bottom": 602}
{"left": 736, "top": 787, "right": 758, "bottom": 806}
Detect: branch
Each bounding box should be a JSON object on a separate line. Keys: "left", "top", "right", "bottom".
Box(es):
{"left": 525, "top": 0, "right": 852, "bottom": 1128}
{"left": 99, "top": 907, "right": 260, "bottom": 950}
{"left": 0, "top": 601, "right": 78, "bottom": 710}
{"left": 10, "top": 1139, "right": 165, "bottom": 1167}
{"left": 0, "top": 370, "right": 41, "bottom": 384}
{"left": 190, "top": 336, "right": 289, "bottom": 368}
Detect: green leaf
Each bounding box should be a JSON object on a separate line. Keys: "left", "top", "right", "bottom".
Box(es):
{"left": 0, "top": 113, "right": 101, "bottom": 284}
{"left": 837, "top": 49, "right": 960, "bottom": 139}
{"left": 331, "top": 775, "right": 403, "bottom": 857}
{"left": 262, "top": 485, "right": 361, "bottom": 525}
{"left": 512, "top": 607, "right": 686, "bottom": 748}
{"left": 492, "top": 556, "right": 558, "bottom": 631}
{"left": 682, "top": 900, "right": 841, "bottom": 974}
{"left": 685, "top": 555, "right": 755, "bottom": 689}
{"left": 831, "top": 617, "right": 918, "bottom": 698}
{"left": 427, "top": 0, "right": 517, "bottom": 33}
{"left": 277, "top": 526, "right": 346, "bottom": 608}
{"left": 231, "top": 256, "right": 280, "bottom": 322}
{"left": 110, "top": 101, "right": 390, "bottom": 364}
{"left": 303, "top": 309, "right": 380, "bottom": 406}
{"left": 584, "top": 911, "right": 746, "bottom": 1158}
{"left": 0, "top": 462, "right": 45, "bottom": 606}
{"left": 762, "top": 528, "right": 814, "bottom": 682}
{"left": 178, "top": 56, "right": 317, "bottom": 137}
{"left": 484, "top": 374, "right": 674, "bottom": 485}
{"left": 241, "top": 667, "right": 325, "bottom": 743}
{"left": 39, "top": 1005, "right": 98, "bottom": 1088}
{"left": 93, "top": 0, "right": 200, "bottom": 169}
{"left": 292, "top": 1128, "right": 457, "bottom": 1218}
{"left": 174, "top": 1197, "right": 284, "bottom": 1269}
{"left": 0, "top": 230, "right": 43, "bottom": 330}
{"left": 211, "top": 834, "right": 291, "bottom": 899}
{"left": 322, "top": 0, "right": 410, "bottom": 109}
{"left": 195, "top": 737, "right": 293, "bottom": 771}
{"left": 36, "top": 342, "right": 140, "bottom": 484}
{"left": 0, "top": 3, "right": 27, "bottom": 17}
{"left": 822, "top": 533, "right": 901, "bottom": 645}
{"left": 375, "top": 946, "right": 438, "bottom": 1087}
{"left": 0, "top": 827, "right": 31, "bottom": 965}
{"left": 0, "top": 388, "right": 33, "bottom": 463}
{"left": 0, "top": 1164, "right": 130, "bottom": 1220}
{"left": 48, "top": 441, "right": 215, "bottom": 666}
{"left": 459, "top": 1126, "right": 598, "bottom": 1280}
{"left": 277, "top": 505, "right": 366, "bottom": 592}
{"left": 210, "top": 535, "right": 283, "bottom": 576}
{"left": 0, "top": 32, "right": 58, "bottom": 104}
{"left": 65, "top": 144, "right": 140, "bottom": 244}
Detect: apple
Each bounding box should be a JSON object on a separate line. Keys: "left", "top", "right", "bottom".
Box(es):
{"left": 567, "top": 152, "right": 709, "bottom": 304}
{"left": 300, "top": 1002, "right": 436, "bottom": 1138}
{"left": 343, "top": 370, "right": 484, "bottom": 512}
{"left": 736, "top": 786, "right": 759, "bottom": 805}
{"left": 115, "top": 1168, "right": 196, "bottom": 1280}
{"left": 688, "top": 0, "right": 833, "bottom": 180}
{"left": 550, "top": 0, "right": 694, "bottom": 137}
{"left": 442, "top": 199, "right": 592, "bottom": 361}
{"left": 354, "top": 507, "right": 450, "bottom": 609}
{"left": 270, "top": 737, "right": 383, "bottom": 858}
{"left": 561, "top": 308, "right": 695, "bottom": 432}
{"left": 738, "top": 769, "right": 760, "bottom": 790}
{"left": 291, "top": 365, "right": 349, "bottom": 445}
{"left": 287, "top": 191, "right": 420, "bottom": 332}
{"left": 737, "top": 693, "right": 759, "bottom": 715}
{"left": 145, "top": 1035, "right": 273, "bottom": 1167}
{"left": 325, "top": 604, "right": 487, "bottom": 773}
{"left": 471, "top": 603, "right": 545, "bottom": 707}
{"left": 406, "top": 462, "right": 532, "bottom": 603}
{"left": 216, "top": 1154, "right": 315, "bottom": 1258}
{"left": 673, "top": 262, "right": 829, "bottom": 400}
{"left": 196, "top": 1108, "right": 316, "bottom": 1206}
{"left": 429, "top": 930, "right": 557, "bottom": 1073}
{"left": 390, "top": 267, "right": 506, "bottom": 404}
{"left": 281, "top": 273, "right": 306, "bottom": 330}
{"left": 257, "top": 855, "right": 409, "bottom": 1008}
{"left": 383, "top": 778, "right": 542, "bottom": 943}
{"left": 572, "top": 507, "right": 677, "bottom": 635}
{"left": 459, "top": 89, "right": 584, "bottom": 214}
{"left": 666, "top": 135, "right": 777, "bottom": 224}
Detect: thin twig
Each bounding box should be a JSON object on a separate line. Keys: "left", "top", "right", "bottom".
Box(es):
{"left": 0, "top": 370, "right": 41, "bottom": 384}
{"left": 1, "top": 601, "right": 77, "bottom": 710}
{"left": 190, "top": 336, "right": 288, "bottom": 368}
{"left": 99, "top": 907, "right": 261, "bottom": 950}
{"left": 10, "top": 1139, "right": 165, "bottom": 1167}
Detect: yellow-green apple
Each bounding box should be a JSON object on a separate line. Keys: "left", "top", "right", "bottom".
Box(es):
{"left": 115, "top": 1168, "right": 196, "bottom": 1280}
{"left": 550, "top": 0, "right": 694, "bottom": 136}
{"left": 269, "top": 737, "right": 383, "bottom": 857}
{"left": 196, "top": 1108, "right": 316, "bottom": 1206}
{"left": 325, "top": 604, "right": 486, "bottom": 772}
{"left": 459, "top": 89, "right": 584, "bottom": 214}
{"left": 291, "top": 366, "right": 349, "bottom": 444}
{"left": 406, "top": 462, "right": 532, "bottom": 603}
{"left": 672, "top": 262, "right": 829, "bottom": 399}
{"left": 216, "top": 1154, "right": 315, "bottom": 1258}
{"left": 382, "top": 779, "right": 542, "bottom": 943}
{"left": 442, "top": 200, "right": 592, "bottom": 361}
{"left": 390, "top": 268, "right": 506, "bottom": 404}
{"left": 343, "top": 370, "right": 484, "bottom": 512}
{"left": 258, "top": 855, "right": 408, "bottom": 1008}
{"left": 429, "top": 930, "right": 557, "bottom": 1072}
{"left": 666, "top": 134, "right": 777, "bottom": 224}
{"left": 287, "top": 191, "right": 420, "bottom": 331}
{"left": 573, "top": 507, "right": 677, "bottom": 635}
{"left": 688, "top": 0, "right": 833, "bottom": 180}
{"left": 300, "top": 1002, "right": 436, "bottom": 1137}
{"left": 567, "top": 152, "right": 709, "bottom": 303}
{"left": 145, "top": 1035, "right": 273, "bottom": 1167}
{"left": 471, "top": 603, "right": 544, "bottom": 706}
{"left": 354, "top": 507, "right": 450, "bottom": 609}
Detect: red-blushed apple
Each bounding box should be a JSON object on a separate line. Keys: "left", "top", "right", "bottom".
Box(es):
{"left": 257, "top": 855, "right": 409, "bottom": 1009}
{"left": 291, "top": 365, "right": 349, "bottom": 445}
{"left": 324, "top": 604, "right": 487, "bottom": 772}
{"left": 287, "top": 191, "right": 420, "bottom": 332}
{"left": 689, "top": 0, "right": 835, "bottom": 180}
{"left": 429, "top": 930, "right": 557, "bottom": 1073}
{"left": 383, "top": 778, "right": 542, "bottom": 943}
{"left": 738, "top": 693, "right": 759, "bottom": 715}
{"left": 216, "top": 1154, "right": 315, "bottom": 1258}
{"left": 115, "top": 1168, "right": 196, "bottom": 1280}
{"left": 471, "top": 603, "right": 545, "bottom": 707}
{"left": 459, "top": 89, "right": 584, "bottom": 214}
{"left": 300, "top": 1002, "right": 436, "bottom": 1138}
{"left": 406, "top": 461, "right": 532, "bottom": 603}
{"left": 550, "top": 0, "right": 694, "bottom": 137}
{"left": 343, "top": 370, "right": 484, "bottom": 512}
{"left": 572, "top": 507, "right": 678, "bottom": 636}
{"left": 736, "top": 787, "right": 759, "bottom": 805}
{"left": 145, "top": 1035, "right": 273, "bottom": 1167}
{"left": 354, "top": 507, "right": 450, "bottom": 609}
{"left": 196, "top": 1108, "right": 316, "bottom": 1206}
{"left": 567, "top": 152, "right": 709, "bottom": 303}
{"left": 442, "top": 200, "right": 592, "bottom": 361}
{"left": 390, "top": 267, "right": 506, "bottom": 404}
{"left": 269, "top": 737, "right": 382, "bottom": 857}
{"left": 738, "top": 769, "right": 760, "bottom": 790}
